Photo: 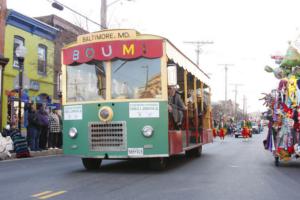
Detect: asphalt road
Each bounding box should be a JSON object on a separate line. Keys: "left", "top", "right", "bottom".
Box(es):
{"left": 1, "top": 130, "right": 300, "bottom": 200}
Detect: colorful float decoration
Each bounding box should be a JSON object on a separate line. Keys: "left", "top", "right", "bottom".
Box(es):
{"left": 262, "top": 43, "right": 300, "bottom": 165}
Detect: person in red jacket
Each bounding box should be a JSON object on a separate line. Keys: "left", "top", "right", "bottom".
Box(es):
{"left": 219, "top": 128, "right": 225, "bottom": 140}
{"left": 213, "top": 128, "right": 217, "bottom": 138}
{"left": 242, "top": 127, "right": 250, "bottom": 141}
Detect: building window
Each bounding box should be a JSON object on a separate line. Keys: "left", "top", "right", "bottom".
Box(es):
{"left": 13, "top": 36, "right": 25, "bottom": 68}
{"left": 38, "top": 44, "right": 47, "bottom": 75}
{"left": 54, "top": 71, "right": 62, "bottom": 99}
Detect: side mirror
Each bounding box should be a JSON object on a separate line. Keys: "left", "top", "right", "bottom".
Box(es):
{"left": 167, "top": 64, "right": 177, "bottom": 86}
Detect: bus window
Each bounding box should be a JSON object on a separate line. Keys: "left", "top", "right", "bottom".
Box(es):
{"left": 67, "top": 62, "right": 106, "bottom": 102}
{"left": 111, "top": 58, "right": 161, "bottom": 99}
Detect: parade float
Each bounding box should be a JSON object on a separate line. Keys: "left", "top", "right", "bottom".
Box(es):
{"left": 263, "top": 43, "right": 300, "bottom": 166}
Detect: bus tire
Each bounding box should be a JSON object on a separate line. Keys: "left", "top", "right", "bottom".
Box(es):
{"left": 193, "top": 146, "right": 202, "bottom": 157}
{"left": 149, "top": 157, "right": 167, "bottom": 170}
{"left": 82, "top": 158, "right": 102, "bottom": 170}
{"left": 275, "top": 157, "right": 279, "bottom": 167}
{"left": 186, "top": 146, "right": 202, "bottom": 158}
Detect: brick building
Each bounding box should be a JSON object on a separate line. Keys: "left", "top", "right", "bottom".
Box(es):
{"left": 35, "top": 15, "right": 88, "bottom": 101}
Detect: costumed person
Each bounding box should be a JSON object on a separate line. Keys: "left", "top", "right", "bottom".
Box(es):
{"left": 241, "top": 120, "right": 250, "bottom": 141}
{"left": 219, "top": 127, "right": 225, "bottom": 141}
{"left": 212, "top": 128, "right": 217, "bottom": 138}
{"left": 287, "top": 75, "right": 297, "bottom": 107}
{"left": 241, "top": 126, "right": 249, "bottom": 140}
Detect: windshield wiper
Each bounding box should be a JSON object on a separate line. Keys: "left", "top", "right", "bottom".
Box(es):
{"left": 113, "top": 61, "right": 128, "bottom": 73}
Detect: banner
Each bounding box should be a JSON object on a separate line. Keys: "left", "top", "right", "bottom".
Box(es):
{"left": 63, "top": 39, "right": 163, "bottom": 65}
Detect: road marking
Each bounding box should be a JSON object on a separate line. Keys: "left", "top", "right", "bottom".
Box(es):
{"left": 31, "top": 191, "right": 67, "bottom": 199}
{"left": 31, "top": 191, "right": 52, "bottom": 198}
{"left": 37, "top": 191, "right": 67, "bottom": 199}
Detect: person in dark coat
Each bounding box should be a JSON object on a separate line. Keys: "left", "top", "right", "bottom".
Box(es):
{"left": 168, "top": 85, "right": 187, "bottom": 129}
{"left": 37, "top": 104, "right": 49, "bottom": 150}
{"left": 27, "top": 104, "right": 40, "bottom": 151}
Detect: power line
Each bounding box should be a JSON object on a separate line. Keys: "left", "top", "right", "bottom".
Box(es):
{"left": 184, "top": 41, "right": 214, "bottom": 66}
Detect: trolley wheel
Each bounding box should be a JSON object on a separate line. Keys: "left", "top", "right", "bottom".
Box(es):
{"left": 275, "top": 157, "right": 279, "bottom": 167}
{"left": 149, "top": 157, "right": 167, "bottom": 170}
{"left": 82, "top": 158, "right": 102, "bottom": 170}
{"left": 187, "top": 146, "right": 203, "bottom": 158}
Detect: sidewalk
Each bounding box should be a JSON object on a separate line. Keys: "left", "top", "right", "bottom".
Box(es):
{"left": 1, "top": 148, "right": 63, "bottom": 161}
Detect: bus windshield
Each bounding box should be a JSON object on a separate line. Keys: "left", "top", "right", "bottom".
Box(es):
{"left": 111, "top": 58, "right": 161, "bottom": 99}
{"left": 67, "top": 61, "right": 106, "bottom": 102}
{"left": 66, "top": 58, "right": 162, "bottom": 103}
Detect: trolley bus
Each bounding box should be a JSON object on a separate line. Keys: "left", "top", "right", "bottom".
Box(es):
{"left": 62, "top": 29, "right": 213, "bottom": 170}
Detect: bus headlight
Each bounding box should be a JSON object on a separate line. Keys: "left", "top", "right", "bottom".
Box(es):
{"left": 98, "top": 106, "right": 113, "bottom": 122}
{"left": 69, "top": 127, "right": 78, "bottom": 138}
{"left": 142, "top": 125, "right": 154, "bottom": 138}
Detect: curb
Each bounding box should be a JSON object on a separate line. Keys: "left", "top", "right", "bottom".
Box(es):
{"left": 1, "top": 149, "right": 63, "bottom": 160}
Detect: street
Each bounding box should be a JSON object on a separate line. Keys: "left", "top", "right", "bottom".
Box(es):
{"left": 1, "top": 130, "right": 300, "bottom": 200}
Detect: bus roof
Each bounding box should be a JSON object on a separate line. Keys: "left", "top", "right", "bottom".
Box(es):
{"left": 64, "top": 29, "right": 210, "bottom": 86}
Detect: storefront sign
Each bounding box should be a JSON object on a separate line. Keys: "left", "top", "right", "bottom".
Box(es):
{"left": 63, "top": 40, "right": 163, "bottom": 65}
{"left": 29, "top": 80, "right": 40, "bottom": 91}
{"left": 64, "top": 105, "right": 82, "bottom": 120}
{"left": 129, "top": 102, "right": 159, "bottom": 118}
{"left": 77, "top": 30, "right": 137, "bottom": 43}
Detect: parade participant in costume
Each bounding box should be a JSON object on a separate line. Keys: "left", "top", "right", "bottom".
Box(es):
{"left": 212, "top": 128, "right": 217, "bottom": 138}
{"left": 219, "top": 128, "right": 225, "bottom": 140}
{"left": 241, "top": 120, "right": 250, "bottom": 141}
{"left": 287, "top": 75, "right": 297, "bottom": 107}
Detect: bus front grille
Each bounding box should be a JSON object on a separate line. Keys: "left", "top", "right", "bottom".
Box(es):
{"left": 88, "top": 121, "right": 127, "bottom": 151}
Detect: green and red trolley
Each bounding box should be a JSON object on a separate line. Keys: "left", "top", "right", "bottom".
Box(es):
{"left": 62, "top": 29, "right": 213, "bottom": 170}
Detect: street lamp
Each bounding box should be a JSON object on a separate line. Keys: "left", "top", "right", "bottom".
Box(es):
{"left": 49, "top": 0, "right": 103, "bottom": 29}
{"left": 0, "top": 54, "right": 9, "bottom": 130}
{"left": 15, "top": 44, "right": 26, "bottom": 131}
{"left": 50, "top": 0, "right": 133, "bottom": 30}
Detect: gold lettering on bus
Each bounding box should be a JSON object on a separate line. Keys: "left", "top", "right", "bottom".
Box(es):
{"left": 78, "top": 30, "right": 137, "bottom": 43}
{"left": 123, "top": 44, "right": 135, "bottom": 56}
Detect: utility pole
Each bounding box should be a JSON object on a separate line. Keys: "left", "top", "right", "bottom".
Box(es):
{"left": 243, "top": 95, "right": 247, "bottom": 119}
{"left": 184, "top": 41, "right": 213, "bottom": 66}
{"left": 231, "top": 83, "right": 243, "bottom": 122}
{"left": 218, "top": 64, "right": 234, "bottom": 103}
{"left": 101, "top": 0, "right": 107, "bottom": 29}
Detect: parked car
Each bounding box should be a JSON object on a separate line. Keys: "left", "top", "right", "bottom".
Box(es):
{"left": 251, "top": 122, "right": 259, "bottom": 134}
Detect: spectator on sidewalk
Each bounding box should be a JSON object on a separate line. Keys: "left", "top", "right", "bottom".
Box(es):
{"left": 37, "top": 104, "right": 49, "bottom": 150}
{"left": 57, "top": 110, "right": 63, "bottom": 149}
{"left": 27, "top": 104, "right": 40, "bottom": 151}
{"left": 48, "top": 108, "right": 61, "bottom": 149}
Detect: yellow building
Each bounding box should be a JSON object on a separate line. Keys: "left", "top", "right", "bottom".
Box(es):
{"left": 2, "top": 10, "right": 58, "bottom": 128}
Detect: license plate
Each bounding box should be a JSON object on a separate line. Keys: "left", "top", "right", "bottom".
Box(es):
{"left": 128, "top": 148, "right": 144, "bottom": 157}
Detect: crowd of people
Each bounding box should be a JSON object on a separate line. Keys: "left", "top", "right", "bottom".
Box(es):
{"left": 26, "top": 103, "right": 62, "bottom": 151}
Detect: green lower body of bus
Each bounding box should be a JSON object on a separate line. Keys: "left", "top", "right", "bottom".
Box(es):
{"left": 63, "top": 101, "right": 169, "bottom": 160}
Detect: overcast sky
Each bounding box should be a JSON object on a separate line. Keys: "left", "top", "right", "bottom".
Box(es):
{"left": 7, "top": 0, "right": 300, "bottom": 112}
